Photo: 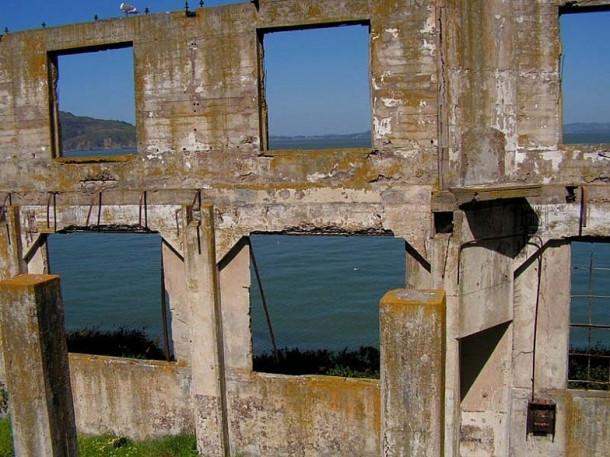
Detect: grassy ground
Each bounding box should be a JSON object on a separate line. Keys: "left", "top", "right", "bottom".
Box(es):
{"left": 0, "top": 419, "right": 198, "bottom": 457}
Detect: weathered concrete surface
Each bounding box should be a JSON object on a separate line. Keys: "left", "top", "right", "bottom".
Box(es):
{"left": 0, "top": 0, "right": 609, "bottom": 456}
{"left": 0, "top": 274, "right": 78, "bottom": 457}
{"left": 69, "top": 354, "right": 194, "bottom": 440}
{"left": 380, "top": 289, "right": 445, "bottom": 457}
{"left": 226, "top": 372, "right": 380, "bottom": 457}
{"left": 185, "top": 204, "right": 229, "bottom": 456}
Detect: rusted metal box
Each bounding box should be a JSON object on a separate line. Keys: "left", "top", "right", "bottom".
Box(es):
{"left": 527, "top": 400, "right": 556, "bottom": 439}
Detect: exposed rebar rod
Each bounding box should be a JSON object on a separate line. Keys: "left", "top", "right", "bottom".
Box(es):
{"left": 160, "top": 250, "right": 171, "bottom": 361}
{"left": 248, "top": 239, "right": 279, "bottom": 363}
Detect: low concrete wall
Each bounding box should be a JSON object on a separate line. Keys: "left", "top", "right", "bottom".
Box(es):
{"left": 69, "top": 354, "right": 194, "bottom": 440}
{"left": 69, "top": 353, "right": 380, "bottom": 456}
{"left": 565, "top": 390, "right": 610, "bottom": 457}
{"left": 227, "top": 372, "right": 380, "bottom": 457}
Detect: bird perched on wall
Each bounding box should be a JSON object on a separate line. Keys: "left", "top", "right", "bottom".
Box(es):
{"left": 120, "top": 3, "right": 138, "bottom": 16}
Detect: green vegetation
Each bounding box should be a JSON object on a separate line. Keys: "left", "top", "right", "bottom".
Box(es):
{"left": 0, "top": 418, "right": 197, "bottom": 457}
{"left": 78, "top": 434, "right": 198, "bottom": 457}
{"left": 253, "top": 346, "right": 380, "bottom": 379}
{"left": 568, "top": 343, "right": 610, "bottom": 391}
{"left": 0, "top": 419, "right": 12, "bottom": 457}
{"left": 59, "top": 111, "right": 136, "bottom": 151}
{"left": 66, "top": 328, "right": 167, "bottom": 361}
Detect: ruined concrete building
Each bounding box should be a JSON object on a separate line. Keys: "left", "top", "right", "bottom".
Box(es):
{"left": 0, "top": 0, "right": 609, "bottom": 456}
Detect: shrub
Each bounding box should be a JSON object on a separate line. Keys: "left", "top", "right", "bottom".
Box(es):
{"left": 568, "top": 343, "right": 610, "bottom": 390}
{"left": 253, "top": 346, "right": 380, "bottom": 378}
{"left": 66, "top": 327, "right": 167, "bottom": 360}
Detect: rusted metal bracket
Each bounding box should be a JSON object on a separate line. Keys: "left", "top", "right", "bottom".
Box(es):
{"left": 85, "top": 192, "right": 103, "bottom": 228}
{"left": 579, "top": 185, "right": 588, "bottom": 236}
{"left": 46, "top": 192, "right": 58, "bottom": 232}
{"left": 138, "top": 191, "right": 148, "bottom": 229}
{"left": 1, "top": 193, "right": 12, "bottom": 244}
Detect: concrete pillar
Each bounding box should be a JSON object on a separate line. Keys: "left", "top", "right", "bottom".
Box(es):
{"left": 184, "top": 204, "right": 228, "bottom": 457}
{"left": 0, "top": 206, "right": 25, "bottom": 280}
{"left": 380, "top": 288, "right": 446, "bottom": 457}
{"left": 0, "top": 274, "right": 79, "bottom": 457}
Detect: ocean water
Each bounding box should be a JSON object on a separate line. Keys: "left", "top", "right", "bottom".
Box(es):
{"left": 47, "top": 232, "right": 406, "bottom": 355}
{"left": 570, "top": 241, "right": 610, "bottom": 348}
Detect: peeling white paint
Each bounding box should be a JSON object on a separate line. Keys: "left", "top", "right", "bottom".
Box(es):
{"left": 421, "top": 16, "right": 435, "bottom": 34}
{"left": 381, "top": 98, "right": 403, "bottom": 108}
{"left": 306, "top": 172, "right": 328, "bottom": 182}
{"left": 385, "top": 28, "right": 399, "bottom": 39}
{"left": 374, "top": 117, "right": 392, "bottom": 136}
{"left": 541, "top": 150, "right": 562, "bottom": 172}
{"left": 419, "top": 100, "right": 427, "bottom": 108}
{"left": 421, "top": 39, "right": 435, "bottom": 56}
{"left": 185, "top": 161, "right": 192, "bottom": 170}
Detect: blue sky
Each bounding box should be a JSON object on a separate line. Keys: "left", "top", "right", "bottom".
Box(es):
{"left": 0, "top": 2, "right": 608, "bottom": 133}
{"left": 560, "top": 10, "right": 610, "bottom": 125}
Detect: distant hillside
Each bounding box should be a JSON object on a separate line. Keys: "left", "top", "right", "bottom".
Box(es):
{"left": 564, "top": 122, "right": 610, "bottom": 134}
{"left": 59, "top": 111, "right": 136, "bottom": 151}
{"left": 563, "top": 122, "right": 610, "bottom": 144}
{"left": 270, "top": 131, "right": 371, "bottom": 141}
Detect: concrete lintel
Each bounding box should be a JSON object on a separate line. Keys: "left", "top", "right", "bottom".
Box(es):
{"left": 449, "top": 184, "right": 542, "bottom": 206}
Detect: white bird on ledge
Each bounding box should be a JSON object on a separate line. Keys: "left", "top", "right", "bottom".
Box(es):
{"left": 120, "top": 3, "right": 138, "bottom": 16}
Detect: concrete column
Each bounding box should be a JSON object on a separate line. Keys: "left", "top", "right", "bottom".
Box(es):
{"left": 0, "top": 206, "right": 24, "bottom": 280}
{"left": 0, "top": 274, "right": 78, "bottom": 457}
{"left": 184, "top": 204, "right": 228, "bottom": 456}
{"left": 380, "top": 288, "right": 446, "bottom": 457}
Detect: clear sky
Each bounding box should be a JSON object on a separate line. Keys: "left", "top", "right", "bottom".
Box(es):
{"left": 560, "top": 10, "right": 610, "bottom": 125}
{"left": 0, "top": 2, "right": 608, "bottom": 133}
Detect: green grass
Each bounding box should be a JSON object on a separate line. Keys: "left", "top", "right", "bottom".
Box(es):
{"left": 0, "top": 419, "right": 198, "bottom": 457}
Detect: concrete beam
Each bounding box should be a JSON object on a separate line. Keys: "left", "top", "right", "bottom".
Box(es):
{"left": 380, "top": 288, "right": 446, "bottom": 457}
{"left": 0, "top": 274, "right": 78, "bottom": 457}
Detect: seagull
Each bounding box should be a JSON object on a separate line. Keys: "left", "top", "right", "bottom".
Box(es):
{"left": 120, "top": 3, "right": 138, "bottom": 16}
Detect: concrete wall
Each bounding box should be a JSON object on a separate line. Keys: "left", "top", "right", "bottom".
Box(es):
{"left": 0, "top": 0, "right": 609, "bottom": 456}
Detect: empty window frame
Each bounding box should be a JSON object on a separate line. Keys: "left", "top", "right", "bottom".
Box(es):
{"left": 248, "top": 234, "right": 405, "bottom": 378}
{"left": 259, "top": 24, "right": 371, "bottom": 151}
{"left": 48, "top": 43, "right": 137, "bottom": 158}
{"left": 568, "top": 241, "right": 610, "bottom": 390}
{"left": 560, "top": 10, "right": 610, "bottom": 144}
{"left": 47, "top": 232, "right": 171, "bottom": 360}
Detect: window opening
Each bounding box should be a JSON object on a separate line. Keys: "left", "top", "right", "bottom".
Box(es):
{"left": 48, "top": 44, "right": 137, "bottom": 158}
{"left": 568, "top": 241, "right": 610, "bottom": 390}
{"left": 249, "top": 234, "right": 405, "bottom": 378}
{"left": 561, "top": 11, "right": 610, "bottom": 144}
{"left": 260, "top": 24, "right": 371, "bottom": 150}
{"left": 47, "top": 232, "right": 171, "bottom": 361}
